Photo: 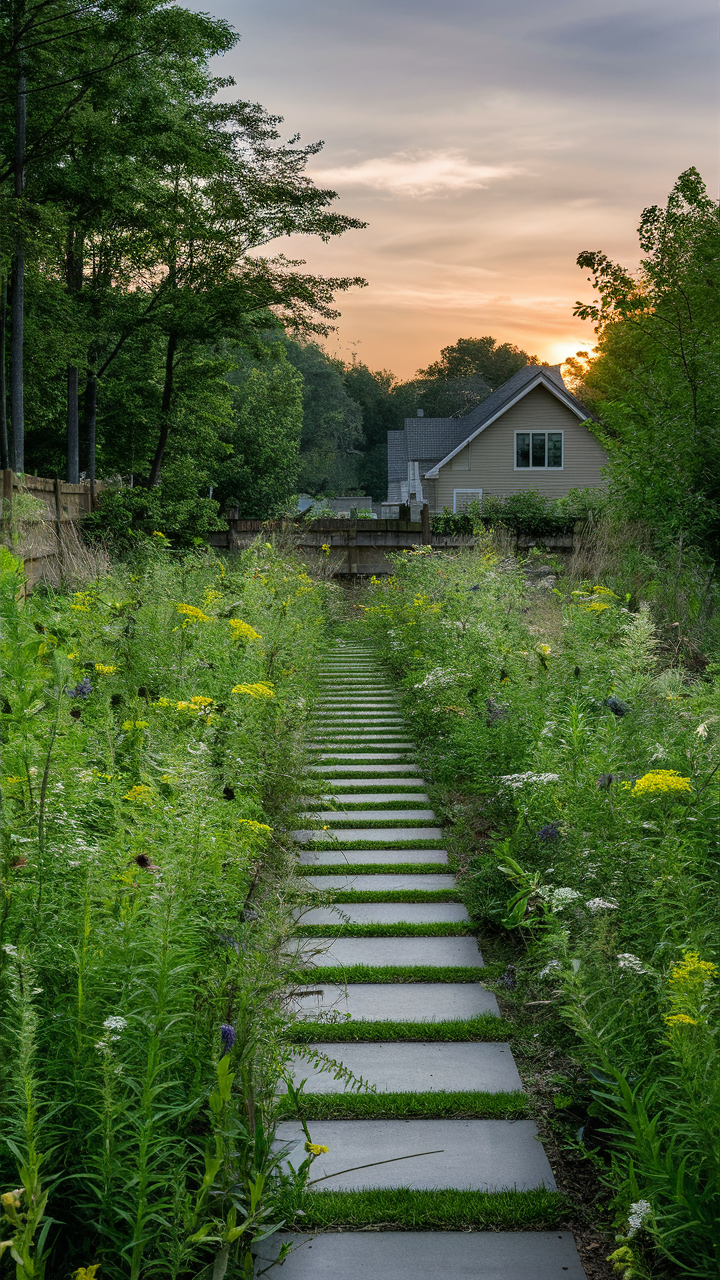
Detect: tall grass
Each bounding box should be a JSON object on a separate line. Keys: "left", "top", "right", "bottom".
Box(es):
{"left": 360, "top": 539, "right": 718, "bottom": 1277}
{"left": 0, "top": 538, "right": 340, "bottom": 1277}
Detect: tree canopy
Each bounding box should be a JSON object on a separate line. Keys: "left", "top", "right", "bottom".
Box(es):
{"left": 570, "top": 167, "right": 719, "bottom": 557}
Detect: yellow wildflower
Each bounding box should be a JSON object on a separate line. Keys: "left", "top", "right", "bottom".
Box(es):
{"left": 175, "top": 603, "right": 211, "bottom": 623}
{"left": 154, "top": 697, "right": 171, "bottom": 707}
{"left": 203, "top": 588, "right": 223, "bottom": 608}
{"left": 238, "top": 820, "right": 273, "bottom": 834}
{"left": 73, "top": 1267, "right": 101, "bottom": 1280}
{"left": 321, "top": 544, "right": 330, "bottom": 554}
{"left": 95, "top": 663, "right": 117, "bottom": 675}
{"left": 231, "top": 682, "right": 275, "bottom": 699}
{"left": 584, "top": 600, "right": 610, "bottom": 612}
{"left": 304, "top": 1142, "right": 329, "bottom": 1155}
{"left": 664, "top": 1014, "right": 697, "bottom": 1027}
{"left": 631, "top": 770, "right": 692, "bottom": 799}
{"left": 190, "top": 696, "right": 213, "bottom": 706}
{"left": 664, "top": 951, "right": 717, "bottom": 1031}
{"left": 152, "top": 531, "right": 166, "bottom": 538}
{"left": 67, "top": 651, "right": 78, "bottom": 660}
{"left": 123, "top": 784, "right": 152, "bottom": 802}
{"left": 229, "top": 619, "right": 262, "bottom": 642}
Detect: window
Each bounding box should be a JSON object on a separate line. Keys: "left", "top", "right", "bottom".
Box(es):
{"left": 515, "top": 431, "right": 563, "bottom": 469}
{"left": 453, "top": 488, "right": 482, "bottom": 512}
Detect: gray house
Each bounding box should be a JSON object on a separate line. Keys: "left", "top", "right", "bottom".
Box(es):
{"left": 385, "top": 364, "right": 608, "bottom": 515}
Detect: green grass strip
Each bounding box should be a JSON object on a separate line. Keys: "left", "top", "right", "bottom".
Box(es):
{"left": 311, "top": 819, "right": 435, "bottom": 830}
{"left": 290, "top": 1188, "right": 567, "bottom": 1230}
{"left": 296, "top": 923, "right": 472, "bottom": 938}
{"left": 295, "top": 965, "right": 484, "bottom": 984}
{"left": 277, "top": 1089, "right": 527, "bottom": 1121}
{"left": 326, "top": 890, "right": 462, "bottom": 903}
{"left": 290, "top": 1014, "right": 505, "bottom": 1043}
{"left": 298, "top": 863, "right": 449, "bottom": 876}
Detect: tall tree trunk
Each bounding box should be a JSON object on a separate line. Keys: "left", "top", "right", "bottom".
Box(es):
{"left": 10, "top": 74, "right": 25, "bottom": 473}
{"left": 67, "top": 365, "right": 79, "bottom": 481}
{"left": 83, "top": 366, "right": 97, "bottom": 486}
{"left": 148, "top": 332, "right": 177, "bottom": 487}
{"left": 0, "top": 277, "right": 8, "bottom": 470}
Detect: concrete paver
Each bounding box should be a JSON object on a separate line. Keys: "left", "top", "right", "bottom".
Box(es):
{"left": 301, "top": 873, "right": 456, "bottom": 890}
{"left": 296, "top": 902, "right": 465, "bottom": 923}
{"left": 293, "top": 935, "right": 483, "bottom": 968}
{"left": 289, "top": 1041, "right": 522, "bottom": 1093}
{"left": 254, "top": 1232, "right": 587, "bottom": 1279}
{"left": 291, "top": 982, "right": 500, "bottom": 1021}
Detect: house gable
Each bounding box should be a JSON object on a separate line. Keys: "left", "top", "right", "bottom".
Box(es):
{"left": 428, "top": 384, "right": 608, "bottom": 510}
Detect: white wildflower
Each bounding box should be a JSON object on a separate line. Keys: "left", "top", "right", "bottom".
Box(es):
{"left": 539, "top": 960, "right": 562, "bottom": 978}
{"left": 627, "top": 1199, "right": 652, "bottom": 1237}
{"left": 2, "top": 944, "right": 18, "bottom": 957}
{"left": 103, "top": 1016, "right": 128, "bottom": 1032}
{"left": 617, "top": 953, "right": 647, "bottom": 975}
{"left": 498, "top": 771, "right": 560, "bottom": 790}
{"left": 414, "top": 667, "right": 468, "bottom": 690}
{"left": 547, "top": 887, "right": 581, "bottom": 912}
{"left": 586, "top": 898, "right": 619, "bottom": 912}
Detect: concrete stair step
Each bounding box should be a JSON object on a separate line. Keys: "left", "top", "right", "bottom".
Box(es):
{"left": 294, "top": 826, "right": 441, "bottom": 843}
{"left": 291, "top": 981, "right": 499, "bottom": 1022}
{"left": 289, "top": 1041, "right": 522, "bottom": 1094}
{"left": 291, "top": 935, "right": 483, "bottom": 968}
{"left": 321, "top": 792, "right": 430, "bottom": 803}
{"left": 254, "top": 1232, "right": 586, "bottom": 1279}
{"left": 301, "top": 810, "right": 437, "bottom": 822}
{"left": 302, "top": 872, "right": 455, "bottom": 890}
{"left": 298, "top": 849, "right": 448, "bottom": 866}
{"left": 276, "top": 1118, "right": 555, "bottom": 1191}
{"left": 297, "top": 902, "right": 465, "bottom": 923}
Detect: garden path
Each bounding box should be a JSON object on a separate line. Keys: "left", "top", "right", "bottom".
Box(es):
{"left": 259, "top": 643, "right": 588, "bottom": 1278}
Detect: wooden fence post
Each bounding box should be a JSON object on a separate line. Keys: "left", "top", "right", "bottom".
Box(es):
{"left": 421, "top": 502, "right": 431, "bottom": 545}
{"left": 2, "top": 468, "right": 13, "bottom": 521}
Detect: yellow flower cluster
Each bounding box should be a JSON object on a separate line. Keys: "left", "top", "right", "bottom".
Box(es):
{"left": 73, "top": 1267, "right": 101, "bottom": 1280}
{"left": 95, "top": 663, "right": 117, "bottom": 675}
{"left": 631, "top": 770, "right": 692, "bottom": 798}
{"left": 304, "top": 1142, "right": 329, "bottom": 1155}
{"left": 203, "top": 588, "right": 223, "bottom": 609}
{"left": 231, "top": 682, "right": 275, "bottom": 699}
{"left": 152, "top": 530, "right": 166, "bottom": 538}
{"left": 176, "top": 696, "right": 214, "bottom": 714}
{"left": 176, "top": 603, "right": 211, "bottom": 623}
{"left": 71, "top": 590, "right": 94, "bottom": 612}
{"left": 664, "top": 951, "right": 717, "bottom": 1031}
{"left": 238, "top": 819, "right": 273, "bottom": 834}
{"left": 229, "top": 619, "right": 262, "bottom": 642}
{"left": 123, "top": 784, "right": 152, "bottom": 802}
{"left": 121, "top": 720, "right": 149, "bottom": 731}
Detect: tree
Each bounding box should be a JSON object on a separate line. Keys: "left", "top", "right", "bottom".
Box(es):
{"left": 571, "top": 168, "right": 719, "bottom": 556}
{"left": 417, "top": 335, "right": 540, "bottom": 389}
{"left": 283, "top": 339, "right": 364, "bottom": 495}
{"left": 218, "top": 345, "right": 303, "bottom": 517}
{"left": 343, "top": 362, "right": 402, "bottom": 501}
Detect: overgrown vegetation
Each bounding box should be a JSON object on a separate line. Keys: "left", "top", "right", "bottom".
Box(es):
{"left": 0, "top": 538, "right": 348, "bottom": 1278}
{"left": 360, "top": 541, "right": 718, "bottom": 1278}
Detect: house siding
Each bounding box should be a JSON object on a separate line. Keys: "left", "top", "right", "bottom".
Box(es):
{"left": 433, "top": 386, "right": 608, "bottom": 511}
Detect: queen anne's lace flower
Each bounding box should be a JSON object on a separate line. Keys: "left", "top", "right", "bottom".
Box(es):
{"left": 618, "top": 953, "right": 647, "bottom": 974}
{"left": 627, "top": 1200, "right": 652, "bottom": 1237}
{"left": 499, "top": 772, "right": 560, "bottom": 789}
{"left": 586, "top": 898, "right": 619, "bottom": 912}
{"left": 414, "top": 667, "right": 468, "bottom": 690}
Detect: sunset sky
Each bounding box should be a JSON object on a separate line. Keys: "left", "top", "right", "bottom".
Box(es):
{"left": 194, "top": 0, "right": 717, "bottom": 380}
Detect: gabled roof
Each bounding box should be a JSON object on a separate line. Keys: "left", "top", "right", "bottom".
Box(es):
{"left": 403, "top": 418, "right": 471, "bottom": 463}
{"left": 387, "top": 430, "right": 408, "bottom": 485}
{"left": 423, "top": 366, "right": 591, "bottom": 479}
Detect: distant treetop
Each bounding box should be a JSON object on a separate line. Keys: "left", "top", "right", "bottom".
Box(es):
{"left": 417, "top": 335, "right": 541, "bottom": 390}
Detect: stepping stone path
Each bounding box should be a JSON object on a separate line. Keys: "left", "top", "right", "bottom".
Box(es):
{"left": 268, "top": 643, "right": 587, "bottom": 1279}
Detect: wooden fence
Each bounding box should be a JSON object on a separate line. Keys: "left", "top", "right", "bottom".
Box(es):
{"left": 1, "top": 470, "right": 104, "bottom": 587}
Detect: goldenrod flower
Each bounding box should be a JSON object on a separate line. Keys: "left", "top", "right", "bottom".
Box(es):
{"left": 95, "top": 663, "right": 117, "bottom": 675}
{"left": 229, "top": 619, "right": 262, "bottom": 642}
{"left": 231, "top": 682, "right": 275, "bottom": 699}
{"left": 73, "top": 1266, "right": 101, "bottom": 1280}
{"left": 152, "top": 531, "right": 166, "bottom": 538}
{"left": 304, "top": 1142, "right": 329, "bottom": 1155}
{"left": 175, "top": 603, "right": 211, "bottom": 623}
{"left": 123, "top": 784, "right": 152, "bottom": 802}
{"left": 631, "top": 770, "right": 692, "bottom": 798}
{"left": 238, "top": 820, "right": 273, "bottom": 834}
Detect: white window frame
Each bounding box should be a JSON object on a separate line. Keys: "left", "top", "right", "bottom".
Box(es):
{"left": 453, "top": 488, "right": 482, "bottom": 512}
{"left": 514, "top": 430, "right": 564, "bottom": 471}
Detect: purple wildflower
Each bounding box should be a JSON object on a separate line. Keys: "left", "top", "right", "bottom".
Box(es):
{"left": 538, "top": 823, "right": 560, "bottom": 842}
{"left": 67, "top": 677, "right": 93, "bottom": 699}
{"left": 220, "top": 1023, "right": 236, "bottom": 1055}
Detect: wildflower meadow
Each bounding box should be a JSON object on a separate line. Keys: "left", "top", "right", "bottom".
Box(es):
{"left": 361, "top": 540, "right": 718, "bottom": 1278}
{"left": 0, "top": 539, "right": 343, "bottom": 1279}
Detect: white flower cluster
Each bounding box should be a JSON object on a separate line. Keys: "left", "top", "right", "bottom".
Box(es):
{"left": 539, "top": 960, "right": 562, "bottom": 978}
{"left": 586, "top": 898, "right": 619, "bottom": 912}
{"left": 498, "top": 772, "right": 560, "bottom": 790}
{"left": 618, "top": 953, "right": 647, "bottom": 974}
{"left": 103, "top": 1015, "right": 128, "bottom": 1032}
{"left": 546, "top": 887, "right": 581, "bottom": 912}
{"left": 2, "top": 943, "right": 18, "bottom": 957}
{"left": 627, "top": 1199, "right": 652, "bottom": 1237}
{"left": 413, "top": 667, "right": 468, "bottom": 690}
